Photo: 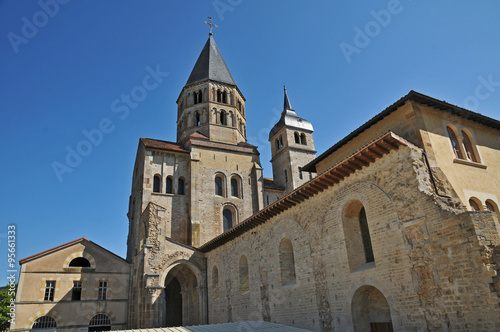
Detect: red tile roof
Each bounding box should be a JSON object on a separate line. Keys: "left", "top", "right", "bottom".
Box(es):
{"left": 19, "top": 237, "right": 128, "bottom": 264}
{"left": 263, "top": 177, "right": 285, "bottom": 191}
{"left": 140, "top": 138, "right": 190, "bottom": 153}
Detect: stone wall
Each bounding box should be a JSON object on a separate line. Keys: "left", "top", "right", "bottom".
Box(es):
{"left": 206, "top": 145, "right": 500, "bottom": 331}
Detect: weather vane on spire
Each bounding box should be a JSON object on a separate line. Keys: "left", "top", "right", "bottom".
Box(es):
{"left": 204, "top": 17, "right": 218, "bottom": 35}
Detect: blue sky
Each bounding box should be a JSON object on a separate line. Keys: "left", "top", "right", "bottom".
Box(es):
{"left": 1, "top": 1, "right": 500, "bottom": 281}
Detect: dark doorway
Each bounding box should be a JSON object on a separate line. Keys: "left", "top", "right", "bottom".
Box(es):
{"left": 165, "top": 277, "right": 182, "bottom": 327}
{"left": 352, "top": 285, "right": 393, "bottom": 332}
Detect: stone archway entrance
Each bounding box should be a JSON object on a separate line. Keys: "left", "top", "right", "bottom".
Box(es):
{"left": 352, "top": 285, "right": 393, "bottom": 332}
{"left": 165, "top": 277, "right": 182, "bottom": 327}
{"left": 163, "top": 263, "right": 201, "bottom": 327}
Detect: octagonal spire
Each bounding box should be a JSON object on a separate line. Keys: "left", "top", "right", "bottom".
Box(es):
{"left": 186, "top": 34, "right": 236, "bottom": 86}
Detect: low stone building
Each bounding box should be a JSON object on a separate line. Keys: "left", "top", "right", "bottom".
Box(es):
{"left": 13, "top": 32, "right": 500, "bottom": 332}
{"left": 12, "top": 238, "right": 130, "bottom": 332}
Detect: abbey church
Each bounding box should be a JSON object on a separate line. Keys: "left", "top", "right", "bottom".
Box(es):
{"left": 12, "top": 31, "right": 500, "bottom": 332}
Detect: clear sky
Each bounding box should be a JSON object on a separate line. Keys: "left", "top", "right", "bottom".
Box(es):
{"left": 1, "top": 1, "right": 500, "bottom": 281}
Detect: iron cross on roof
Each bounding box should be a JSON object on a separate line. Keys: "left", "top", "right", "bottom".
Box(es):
{"left": 204, "top": 17, "right": 218, "bottom": 35}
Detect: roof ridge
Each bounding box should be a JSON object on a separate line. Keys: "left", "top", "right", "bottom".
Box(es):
{"left": 19, "top": 237, "right": 129, "bottom": 264}
{"left": 303, "top": 90, "right": 500, "bottom": 172}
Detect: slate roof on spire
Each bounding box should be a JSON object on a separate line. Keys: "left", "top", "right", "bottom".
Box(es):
{"left": 283, "top": 85, "right": 293, "bottom": 112}
{"left": 186, "top": 35, "right": 236, "bottom": 86}
{"left": 269, "top": 87, "right": 314, "bottom": 140}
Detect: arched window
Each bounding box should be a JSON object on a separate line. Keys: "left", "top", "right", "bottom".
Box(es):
{"left": 222, "top": 91, "right": 228, "bottom": 104}
{"left": 279, "top": 238, "right": 296, "bottom": 285}
{"left": 359, "top": 207, "right": 374, "bottom": 263}
{"left": 230, "top": 111, "right": 235, "bottom": 127}
{"left": 238, "top": 100, "right": 242, "bottom": 112}
{"left": 212, "top": 266, "right": 219, "bottom": 299}
{"left": 195, "top": 112, "right": 200, "bottom": 126}
{"left": 300, "top": 133, "right": 307, "bottom": 145}
{"left": 223, "top": 208, "right": 233, "bottom": 232}
{"left": 239, "top": 255, "right": 249, "bottom": 294}
{"left": 69, "top": 257, "right": 90, "bottom": 267}
{"left": 343, "top": 201, "right": 375, "bottom": 272}
{"left": 166, "top": 176, "right": 173, "bottom": 194}
{"left": 275, "top": 138, "right": 280, "bottom": 150}
{"left": 89, "top": 314, "right": 111, "bottom": 332}
{"left": 294, "top": 132, "right": 300, "bottom": 144}
{"left": 486, "top": 200, "right": 499, "bottom": 218}
{"left": 486, "top": 200, "right": 497, "bottom": 211}
{"left": 215, "top": 174, "right": 225, "bottom": 196}
{"left": 469, "top": 198, "right": 481, "bottom": 211}
{"left": 447, "top": 126, "right": 463, "bottom": 159}
{"left": 178, "top": 177, "right": 185, "bottom": 195}
{"left": 220, "top": 111, "right": 227, "bottom": 125}
{"left": 461, "top": 130, "right": 478, "bottom": 162}
{"left": 153, "top": 175, "right": 161, "bottom": 193}
{"left": 198, "top": 90, "right": 203, "bottom": 103}
{"left": 32, "top": 316, "right": 56, "bottom": 330}
{"left": 231, "top": 176, "right": 240, "bottom": 198}
{"left": 217, "top": 89, "right": 222, "bottom": 103}
{"left": 193, "top": 92, "right": 198, "bottom": 105}
{"left": 279, "top": 136, "right": 283, "bottom": 148}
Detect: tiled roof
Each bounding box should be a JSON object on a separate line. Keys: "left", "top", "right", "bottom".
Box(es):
{"left": 199, "top": 131, "right": 417, "bottom": 252}
{"left": 114, "top": 321, "right": 313, "bottom": 332}
{"left": 303, "top": 90, "right": 500, "bottom": 172}
{"left": 187, "top": 131, "right": 209, "bottom": 140}
{"left": 141, "top": 138, "right": 190, "bottom": 154}
{"left": 263, "top": 177, "right": 285, "bottom": 191}
{"left": 19, "top": 237, "right": 128, "bottom": 264}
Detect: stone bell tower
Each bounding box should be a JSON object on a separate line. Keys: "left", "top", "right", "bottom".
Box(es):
{"left": 176, "top": 32, "right": 247, "bottom": 145}
{"left": 269, "top": 86, "right": 317, "bottom": 193}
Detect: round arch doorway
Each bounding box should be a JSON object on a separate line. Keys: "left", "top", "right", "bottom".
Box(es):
{"left": 352, "top": 285, "right": 394, "bottom": 332}
{"left": 163, "top": 263, "right": 201, "bottom": 327}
